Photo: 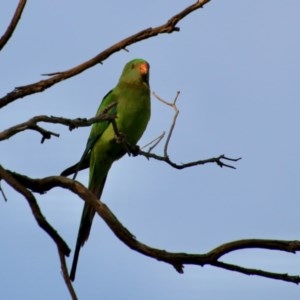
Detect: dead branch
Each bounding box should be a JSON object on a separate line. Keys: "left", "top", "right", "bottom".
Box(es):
{"left": 0, "top": 182, "right": 8, "bottom": 201}
{"left": 0, "top": 165, "right": 70, "bottom": 256}
{"left": 211, "top": 260, "right": 300, "bottom": 284}
{"left": 152, "top": 91, "right": 180, "bottom": 156}
{"left": 0, "top": 0, "right": 27, "bottom": 51}
{"left": 1, "top": 168, "right": 300, "bottom": 284}
{"left": 57, "top": 247, "right": 78, "bottom": 300}
{"left": 141, "top": 131, "right": 165, "bottom": 152}
{"left": 1, "top": 88, "right": 240, "bottom": 170}
{"left": 0, "top": 0, "right": 211, "bottom": 109}
{"left": 139, "top": 92, "right": 242, "bottom": 169}
{"left": 0, "top": 111, "right": 116, "bottom": 143}
{"left": 139, "top": 152, "right": 241, "bottom": 169}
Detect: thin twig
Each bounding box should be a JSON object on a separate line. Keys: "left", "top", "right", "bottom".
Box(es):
{"left": 139, "top": 151, "right": 241, "bottom": 169}
{"left": 0, "top": 182, "right": 8, "bottom": 201}
{"left": 211, "top": 260, "right": 300, "bottom": 284}
{"left": 141, "top": 131, "right": 165, "bottom": 153}
{"left": 153, "top": 91, "right": 180, "bottom": 157}
{"left": 28, "top": 125, "right": 60, "bottom": 143}
{"left": 57, "top": 247, "right": 78, "bottom": 300}
{"left": 147, "top": 92, "right": 241, "bottom": 169}
{"left": 0, "top": 0, "right": 27, "bottom": 51}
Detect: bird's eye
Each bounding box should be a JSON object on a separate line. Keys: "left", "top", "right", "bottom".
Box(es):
{"left": 131, "top": 63, "right": 135, "bottom": 69}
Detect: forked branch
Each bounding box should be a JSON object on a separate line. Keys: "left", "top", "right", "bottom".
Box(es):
{"left": 0, "top": 111, "right": 116, "bottom": 143}
{"left": 139, "top": 92, "right": 241, "bottom": 169}
{"left": 1, "top": 168, "right": 300, "bottom": 285}
{"left": 0, "top": 165, "right": 70, "bottom": 256}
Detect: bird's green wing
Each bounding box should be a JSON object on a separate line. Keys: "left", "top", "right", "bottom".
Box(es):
{"left": 68, "top": 89, "right": 117, "bottom": 179}
{"left": 85, "top": 90, "right": 116, "bottom": 153}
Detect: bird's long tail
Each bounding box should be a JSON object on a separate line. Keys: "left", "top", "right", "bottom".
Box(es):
{"left": 69, "top": 176, "right": 107, "bottom": 281}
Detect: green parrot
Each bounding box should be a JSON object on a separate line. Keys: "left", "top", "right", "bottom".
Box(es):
{"left": 67, "top": 59, "right": 151, "bottom": 281}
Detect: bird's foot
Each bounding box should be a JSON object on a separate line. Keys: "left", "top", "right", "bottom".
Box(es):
{"left": 128, "top": 144, "right": 140, "bottom": 156}
{"left": 115, "top": 132, "right": 139, "bottom": 156}
{"left": 115, "top": 131, "right": 126, "bottom": 144}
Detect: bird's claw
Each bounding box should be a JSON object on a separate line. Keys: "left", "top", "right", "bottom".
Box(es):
{"left": 115, "top": 132, "right": 126, "bottom": 144}
{"left": 115, "top": 132, "right": 139, "bottom": 156}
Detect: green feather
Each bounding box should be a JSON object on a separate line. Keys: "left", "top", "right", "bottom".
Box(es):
{"left": 69, "top": 58, "right": 151, "bottom": 281}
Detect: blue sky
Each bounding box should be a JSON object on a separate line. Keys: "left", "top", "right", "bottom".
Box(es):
{"left": 1, "top": 1, "right": 300, "bottom": 299}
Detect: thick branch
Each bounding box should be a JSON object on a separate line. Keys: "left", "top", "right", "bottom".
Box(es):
{"left": 0, "top": 165, "right": 70, "bottom": 256}
{"left": 0, "top": 0, "right": 27, "bottom": 51}
{"left": 0, "top": 0, "right": 210, "bottom": 109}
{"left": 3, "top": 169, "right": 300, "bottom": 284}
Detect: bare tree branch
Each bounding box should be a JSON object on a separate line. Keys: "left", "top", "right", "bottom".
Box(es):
{"left": 0, "top": 168, "right": 76, "bottom": 298}
{"left": 0, "top": 0, "right": 211, "bottom": 109}
{"left": 0, "top": 106, "right": 117, "bottom": 143}
{"left": 0, "top": 182, "right": 8, "bottom": 202}
{"left": 2, "top": 168, "right": 300, "bottom": 284}
{"left": 141, "top": 131, "right": 165, "bottom": 152}
{"left": 2, "top": 0, "right": 294, "bottom": 295}
{"left": 139, "top": 151, "right": 241, "bottom": 169}
{"left": 0, "top": 0, "right": 27, "bottom": 51}
{"left": 152, "top": 91, "right": 180, "bottom": 156}
{"left": 140, "top": 92, "right": 241, "bottom": 169}
{"left": 211, "top": 261, "right": 300, "bottom": 284}
{"left": 57, "top": 247, "right": 78, "bottom": 300}
{"left": 0, "top": 165, "right": 70, "bottom": 256}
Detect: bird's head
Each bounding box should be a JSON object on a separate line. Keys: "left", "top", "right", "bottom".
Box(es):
{"left": 119, "top": 58, "right": 150, "bottom": 85}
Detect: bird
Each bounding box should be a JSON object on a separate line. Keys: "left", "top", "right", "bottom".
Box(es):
{"left": 66, "top": 58, "right": 151, "bottom": 281}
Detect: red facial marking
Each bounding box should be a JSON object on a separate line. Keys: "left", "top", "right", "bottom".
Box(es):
{"left": 139, "top": 62, "right": 149, "bottom": 75}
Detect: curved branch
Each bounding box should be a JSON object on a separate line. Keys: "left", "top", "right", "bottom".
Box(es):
{"left": 0, "top": 0, "right": 210, "bottom": 109}
{"left": 0, "top": 165, "right": 70, "bottom": 256}
{"left": 152, "top": 91, "right": 180, "bottom": 156}
{"left": 0, "top": 0, "right": 27, "bottom": 51}
{"left": 0, "top": 166, "right": 77, "bottom": 298}
{"left": 3, "top": 169, "right": 300, "bottom": 284}
{"left": 208, "top": 239, "right": 300, "bottom": 259}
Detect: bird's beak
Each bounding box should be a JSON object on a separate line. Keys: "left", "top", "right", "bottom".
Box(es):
{"left": 139, "top": 62, "right": 149, "bottom": 75}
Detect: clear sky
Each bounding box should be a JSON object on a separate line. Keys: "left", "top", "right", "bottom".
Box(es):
{"left": 1, "top": 1, "right": 300, "bottom": 299}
